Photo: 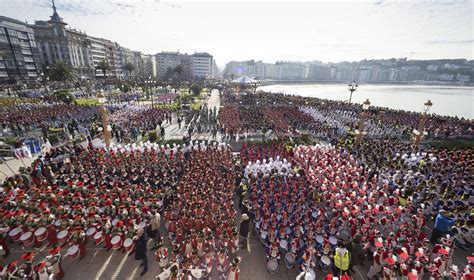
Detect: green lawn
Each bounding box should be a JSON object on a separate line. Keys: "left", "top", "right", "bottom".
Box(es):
{"left": 75, "top": 98, "right": 100, "bottom": 106}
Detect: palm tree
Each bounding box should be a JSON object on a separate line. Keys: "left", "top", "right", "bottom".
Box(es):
{"left": 48, "top": 61, "right": 76, "bottom": 82}
{"left": 124, "top": 62, "right": 135, "bottom": 80}
{"left": 95, "top": 60, "right": 111, "bottom": 79}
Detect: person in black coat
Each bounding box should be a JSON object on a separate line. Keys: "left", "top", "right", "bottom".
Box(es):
{"left": 134, "top": 228, "right": 148, "bottom": 276}
{"left": 239, "top": 214, "right": 250, "bottom": 248}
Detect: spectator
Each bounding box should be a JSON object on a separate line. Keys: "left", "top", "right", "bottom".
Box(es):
{"left": 430, "top": 209, "right": 456, "bottom": 243}
{"left": 134, "top": 228, "right": 148, "bottom": 276}
{"left": 239, "top": 214, "right": 250, "bottom": 249}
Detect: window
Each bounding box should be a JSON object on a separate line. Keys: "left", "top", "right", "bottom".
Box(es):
{"left": 10, "top": 37, "right": 20, "bottom": 45}
{"left": 8, "top": 29, "right": 18, "bottom": 37}
{"left": 0, "top": 35, "right": 7, "bottom": 43}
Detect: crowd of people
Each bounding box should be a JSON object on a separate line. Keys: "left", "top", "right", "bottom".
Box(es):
{"left": 0, "top": 140, "right": 248, "bottom": 279}
{"left": 0, "top": 100, "right": 100, "bottom": 139}
{"left": 108, "top": 105, "right": 171, "bottom": 141}
{"left": 240, "top": 140, "right": 472, "bottom": 279}
{"left": 0, "top": 85, "right": 472, "bottom": 280}
{"left": 163, "top": 142, "right": 239, "bottom": 279}
{"left": 300, "top": 106, "right": 402, "bottom": 139}
{"left": 218, "top": 91, "right": 473, "bottom": 141}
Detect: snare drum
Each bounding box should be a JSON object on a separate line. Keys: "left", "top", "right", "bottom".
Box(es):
{"left": 93, "top": 231, "right": 104, "bottom": 245}
{"left": 316, "top": 235, "right": 324, "bottom": 244}
{"left": 34, "top": 227, "right": 48, "bottom": 242}
{"left": 8, "top": 228, "right": 22, "bottom": 242}
{"left": 190, "top": 269, "right": 203, "bottom": 279}
{"left": 57, "top": 230, "right": 69, "bottom": 244}
{"left": 267, "top": 258, "right": 279, "bottom": 274}
{"left": 67, "top": 245, "right": 80, "bottom": 260}
{"left": 279, "top": 239, "right": 288, "bottom": 253}
{"left": 320, "top": 255, "right": 331, "bottom": 273}
{"left": 54, "top": 220, "right": 61, "bottom": 228}
{"left": 20, "top": 231, "right": 34, "bottom": 246}
{"left": 124, "top": 238, "right": 134, "bottom": 252}
{"left": 86, "top": 227, "right": 96, "bottom": 239}
{"left": 285, "top": 252, "right": 296, "bottom": 269}
{"left": 329, "top": 236, "right": 337, "bottom": 248}
{"left": 111, "top": 235, "right": 122, "bottom": 249}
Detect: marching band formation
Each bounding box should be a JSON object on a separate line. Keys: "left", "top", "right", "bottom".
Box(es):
{"left": 0, "top": 138, "right": 472, "bottom": 279}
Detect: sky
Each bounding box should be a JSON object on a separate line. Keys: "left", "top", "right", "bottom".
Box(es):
{"left": 2, "top": 0, "right": 473, "bottom": 67}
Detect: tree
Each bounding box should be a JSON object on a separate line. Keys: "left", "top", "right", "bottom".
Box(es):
{"left": 124, "top": 62, "right": 135, "bottom": 79}
{"left": 190, "top": 84, "right": 203, "bottom": 96}
{"left": 117, "top": 82, "right": 131, "bottom": 93}
{"left": 174, "top": 65, "right": 184, "bottom": 77}
{"left": 48, "top": 61, "right": 75, "bottom": 82}
{"left": 53, "top": 89, "right": 75, "bottom": 104}
{"left": 95, "top": 60, "right": 111, "bottom": 79}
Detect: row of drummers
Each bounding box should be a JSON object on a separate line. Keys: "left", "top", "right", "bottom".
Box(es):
{"left": 260, "top": 222, "right": 340, "bottom": 275}
{"left": 154, "top": 234, "right": 241, "bottom": 280}
{"left": 0, "top": 213, "right": 151, "bottom": 278}
{"left": 2, "top": 221, "right": 242, "bottom": 279}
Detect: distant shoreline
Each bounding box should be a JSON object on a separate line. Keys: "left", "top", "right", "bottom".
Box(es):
{"left": 258, "top": 80, "right": 474, "bottom": 87}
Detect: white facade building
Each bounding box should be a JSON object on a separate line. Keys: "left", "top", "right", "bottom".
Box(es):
{"left": 191, "top": 52, "right": 213, "bottom": 79}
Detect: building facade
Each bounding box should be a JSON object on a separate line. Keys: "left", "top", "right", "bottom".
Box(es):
{"left": 191, "top": 52, "right": 213, "bottom": 79}
{"left": 0, "top": 15, "right": 42, "bottom": 83}
{"left": 223, "top": 60, "right": 265, "bottom": 79}
{"left": 155, "top": 51, "right": 191, "bottom": 80}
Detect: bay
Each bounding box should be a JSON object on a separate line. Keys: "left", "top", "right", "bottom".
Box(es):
{"left": 258, "top": 84, "right": 473, "bottom": 119}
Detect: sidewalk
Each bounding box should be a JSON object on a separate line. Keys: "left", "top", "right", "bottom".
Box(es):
{"left": 0, "top": 156, "right": 36, "bottom": 181}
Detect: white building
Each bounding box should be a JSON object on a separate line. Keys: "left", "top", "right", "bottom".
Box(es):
{"left": 191, "top": 52, "right": 213, "bottom": 79}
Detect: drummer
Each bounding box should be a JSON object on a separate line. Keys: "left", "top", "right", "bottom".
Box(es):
{"left": 69, "top": 226, "right": 86, "bottom": 260}
{"left": 47, "top": 246, "right": 64, "bottom": 279}
{"left": 124, "top": 220, "right": 137, "bottom": 254}
{"left": 20, "top": 251, "right": 35, "bottom": 279}
{"left": 101, "top": 218, "right": 113, "bottom": 251}
{"left": 34, "top": 261, "right": 51, "bottom": 280}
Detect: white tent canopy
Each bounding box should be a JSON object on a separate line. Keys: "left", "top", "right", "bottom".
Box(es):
{"left": 231, "top": 76, "right": 257, "bottom": 84}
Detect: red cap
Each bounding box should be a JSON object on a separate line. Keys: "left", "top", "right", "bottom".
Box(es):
{"left": 439, "top": 248, "right": 449, "bottom": 255}
{"left": 7, "top": 261, "right": 18, "bottom": 271}
{"left": 408, "top": 272, "right": 418, "bottom": 280}
{"left": 21, "top": 252, "right": 35, "bottom": 261}
{"left": 35, "top": 261, "right": 47, "bottom": 272}
{"left": 49, "top": 246, "right": 61, "bottom": 254}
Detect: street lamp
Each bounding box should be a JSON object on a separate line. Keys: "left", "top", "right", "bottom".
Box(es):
{"left": 355, "top": 99, "right": 371, "bottom": 143}
{"left": 348, "top": 81, "right": 358, "bottom": 104}
{"left": 413, "top": 100, "right": 433, "bottom": 147}
{"left": 97, "top": 92, "right": 112, "bottom": 147}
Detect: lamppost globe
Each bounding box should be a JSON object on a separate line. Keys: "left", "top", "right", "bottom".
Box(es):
{"left": 347, "top": 81, "right": 358, "bottom": 103}
{"left": 424, "top": 100, "right": 433, "bottom": 113}
{"left": 362, "top": 99, "right": 371, "bottom": 110}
